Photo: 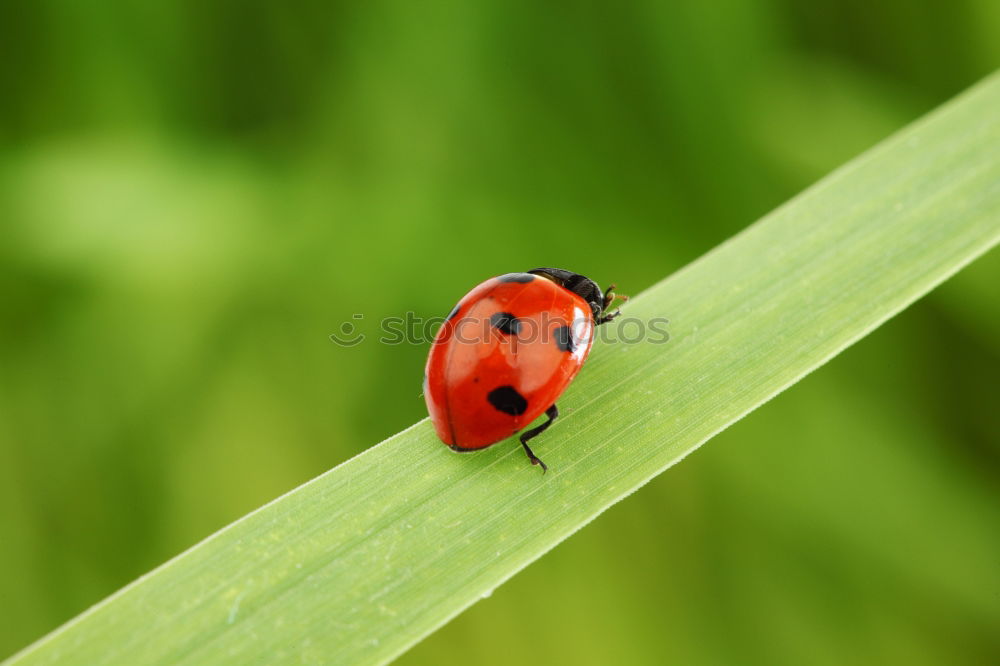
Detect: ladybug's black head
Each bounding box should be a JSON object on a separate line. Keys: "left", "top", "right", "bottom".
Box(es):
{"left": 528, "top": 267, "right": 604, "bottom": 321}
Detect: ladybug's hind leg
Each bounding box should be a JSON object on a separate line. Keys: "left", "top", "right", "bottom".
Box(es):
{"left": 519, "top": 404, "right": 558, "bottom": 474}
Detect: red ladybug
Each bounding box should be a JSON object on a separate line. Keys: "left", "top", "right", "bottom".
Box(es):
{"left": 424, "top": 268, "right": 625, "bottom": 472}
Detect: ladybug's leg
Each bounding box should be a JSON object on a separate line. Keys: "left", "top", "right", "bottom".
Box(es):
{"left": 597, "top": 309, "right": 621, "bottom": 325}
{"left": 519, "top": 404, "right": 558, "bottom": 473}
{"left": 597, "top": 283, "right": 629, "bottom": 325}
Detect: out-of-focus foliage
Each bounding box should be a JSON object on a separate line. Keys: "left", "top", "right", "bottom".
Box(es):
{"left": 0, "top": 1, "right": 996, "bottom": 664}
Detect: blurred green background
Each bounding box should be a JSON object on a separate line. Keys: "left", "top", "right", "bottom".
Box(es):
{"left": 1, "top": 0, "right": 998, "bottom": 663}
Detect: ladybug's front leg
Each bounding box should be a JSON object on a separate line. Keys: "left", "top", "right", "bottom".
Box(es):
{"left": 596, "top": 283, "right": 628, "bottom": 325}
{"left": 519, "top": 404, "right": 558, "bottom": 473}
{"left": 597, "top": 309, "right": 621, "bottom": 325}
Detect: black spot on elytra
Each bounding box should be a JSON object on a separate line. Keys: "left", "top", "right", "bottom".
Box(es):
{"left": 489, "top": 311, "right": 520, "bottom": 335}
{"left": 497, "top": 273, "right": 535, "bottom": 284}
{"left": 487, "top": 385, "right": 528, "bottom": 415}
{"left": 446, "top": 303, "right": 461, "bottom": 321}
{"left": 554, "top": 325, "right": 576, "bottom": 353}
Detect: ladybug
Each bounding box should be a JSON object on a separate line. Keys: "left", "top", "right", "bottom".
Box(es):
{"left": 424, "top": 267, "right": 626, "bottom": 472}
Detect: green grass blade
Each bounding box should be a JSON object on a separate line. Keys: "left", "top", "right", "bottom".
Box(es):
{"left": 7, "top": 72, "right": 1000, "bottom": 666}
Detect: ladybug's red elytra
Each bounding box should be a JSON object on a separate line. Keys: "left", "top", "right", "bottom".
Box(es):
{"left": 424, "top": 267, "right": 626, "bottom": 473}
